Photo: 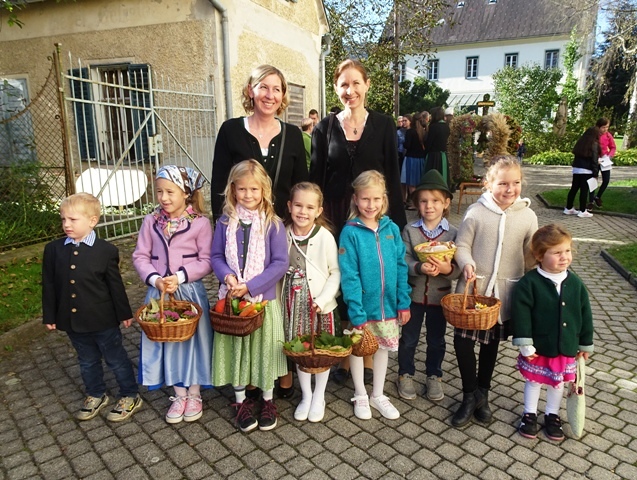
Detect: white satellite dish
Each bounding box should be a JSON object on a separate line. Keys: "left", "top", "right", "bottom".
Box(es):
{"left": 75, "top": 167, "right": 148, "bottom": 207}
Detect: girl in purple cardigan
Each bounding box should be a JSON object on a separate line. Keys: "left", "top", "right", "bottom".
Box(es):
{"left": 211, "top": 160, "right": 289, "bottom": 433}
{"left": 132, "top": 165, "right": 213, "bottom": 425}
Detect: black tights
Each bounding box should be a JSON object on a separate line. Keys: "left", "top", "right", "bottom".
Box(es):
{"left": 453, "top": 336, "right": 500, "bottom": 393}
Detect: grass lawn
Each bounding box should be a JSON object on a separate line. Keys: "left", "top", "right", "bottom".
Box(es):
{"left": 606, "top": 243, "right": 637, "bottom": 278}
{"left": 540, "top": 179, "right": 637, "bottom": 214}
{"left": 0, "top": 256, "right": 42, "bottom": 334}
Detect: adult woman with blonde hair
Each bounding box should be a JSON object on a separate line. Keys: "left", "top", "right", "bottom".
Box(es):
{"left": 211, "top": 64, "right": 308, "bottom": 220}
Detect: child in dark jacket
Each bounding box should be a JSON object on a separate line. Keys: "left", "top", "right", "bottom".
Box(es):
{"left": 512, "top": 224, "right": 593, "bottom": 441}
{"left": 398, "top": 170, "right": 460, "bottom": 402}
{"left": 43, "top": 193, "right": 141, "bottom": 422}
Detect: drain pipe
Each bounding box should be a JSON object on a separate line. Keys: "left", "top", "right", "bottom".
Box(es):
{"left": 208, "top": 0, "right": 233, "bottom": 118}
{"left": 319, "top": 33, "right": 332, "bottom": 118}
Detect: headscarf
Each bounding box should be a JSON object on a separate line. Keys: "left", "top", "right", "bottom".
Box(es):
{"left": 156, "top": 165, "right": 204, "bottom": 195}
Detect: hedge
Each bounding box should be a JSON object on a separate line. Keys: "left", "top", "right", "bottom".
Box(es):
{"left": 527, "top": 148, "right": 637, "bottom": 166}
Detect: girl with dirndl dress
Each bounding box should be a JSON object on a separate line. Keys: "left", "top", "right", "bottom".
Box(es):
{"left": 282, "top": 182, "right": 341, "bottom": 423}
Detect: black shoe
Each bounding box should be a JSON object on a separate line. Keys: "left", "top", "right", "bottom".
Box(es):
{"left": 332, "top": 368, "right": 350, "bottom": 385}
{"left": 544, "top": 413, "right": 565, "bottom": 441}
{"left": 233, "top": 398, "right": 258, "bottom": 433}
{"left": 594, "top": 196, "right": 603, "bottom": 207}
{"left": 364, "top": 367, "right": 373, "bottom": 384}
{"left": 474, "top": 387, "right": 492, "bottom": 424}
{"left": 519, "top": 413, "right": 539, "bottom": 439}
{"left": 245, "top": 387, "right": 262, "bottom": 401}
{"left": 258, "top": 399, "right": 278, "bottom": 431}
{"left": 586, "top": 202, "right": 595, "bottom": 211}
{"left": 451, "top": 391, "right": 477, "bottom": 427}
{"left": 275, "top": 383, "right": 294, "bottom": 399}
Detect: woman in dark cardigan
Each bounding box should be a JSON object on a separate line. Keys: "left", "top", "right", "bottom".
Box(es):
{"left": 309, "top": 59, "right": 406, "bottom": 384}
{"left": 423, "top": 106, "right": 451, "bottom": 189}
{"left": 211, "top": 65, "right": 308, "bottom": 220}
{"left": 310, "top": 60, "right": 406, "bottom": 237}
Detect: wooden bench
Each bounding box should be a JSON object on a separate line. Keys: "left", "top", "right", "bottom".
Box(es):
{"left": 456, "top": 182, "right": 483, "bottom": 213}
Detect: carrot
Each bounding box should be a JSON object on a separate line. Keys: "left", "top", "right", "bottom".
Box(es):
{"left": 239, "top": 303, "right": 257, "bottom": 317}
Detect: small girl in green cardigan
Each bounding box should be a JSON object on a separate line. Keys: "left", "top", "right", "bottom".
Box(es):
{"left": 512, "top": 224, "right": 593, "bottom": 441}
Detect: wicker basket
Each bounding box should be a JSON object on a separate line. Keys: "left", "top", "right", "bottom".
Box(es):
{"left": 135, "top": 291, "right": 202, "bottom": 342}
{"left": 351, "top": 327, "right": 379, "bottom": 357}
{"left": 283, "top": 311, "right": 352, "bottom": 374}
{"left": 209, "top": 294, "right": 264, "bottom": 337}
{"left": 414, "top": 241, "right": 457, "bottom": 262}
{"left": 441, "top": 278, "right": 501, "bottom": 330}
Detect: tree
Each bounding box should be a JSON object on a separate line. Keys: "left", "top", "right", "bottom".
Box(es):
{"left": 492, "top": 64, "right": 563, "bottom": 133}
{"left": 1, "top": 0, "right": 25, "bottom": 28}
{"left": 323, "top": 0, "right": 453, "bottom": 115}
{"left": 398, "top": 77, "right": 450, "bottom": 114}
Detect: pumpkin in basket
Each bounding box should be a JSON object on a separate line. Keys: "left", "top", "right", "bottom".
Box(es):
{"left": 413, "top": 240, "right": 457, "bottom": 262}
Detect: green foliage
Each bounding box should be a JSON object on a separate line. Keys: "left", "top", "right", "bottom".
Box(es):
{"left": 0, "top": 256, "right": 42, "bottom": 334}
{"left": 493, "top": 64, "right": 563, "bottom": 133}
{"left": 524, "top": 131, "right": 580, "bottom": 157}
{"left": 614, "top": 149, "right": 637, "bottom": 166}
{"left": 399, "top": 77, "right": 450, "bottom": 114}
{"left": 526, "top": 151, "right": 573, "bottom": 166}
{"left": 0, "top": 163, "right": 62, "bottom": 250}
{"left": 561, "top": 29, "right": 584, "bottom": 116}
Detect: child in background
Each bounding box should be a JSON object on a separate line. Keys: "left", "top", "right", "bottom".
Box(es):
{"left": 398, "top": 170, "right": 460, "bottom": 402}
{"left": 211, "top": 160, "right": 288, "bottom": 432}
{"left": 512, "top": 224, "right": 593, "bottom": 441}
{"left": 589, "top": 118, "right": 616, "bottom": 208}
{"left": 283, "top": 182, "right": 341, "bottom": 423}
{"left": 452, "top": 156, "right": 538, "bottom": 428}
{"left": 43, "top": 193, "right": 142, "bottom": 422}
{"left": 132, "top": 165, "right": 213, "bottom": 424}
{"left": 339, "top": 170, "right": 412, "bottom": 420}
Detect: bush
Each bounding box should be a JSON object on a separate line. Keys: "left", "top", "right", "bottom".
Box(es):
{"left": 613, "top": 149, "right": 637, "bottom": 166}
{"left": 524, "top": 131, "right": 579, "bottom": 157}
{"left": 526, "top": 151, "right": 573, "bottom": 165}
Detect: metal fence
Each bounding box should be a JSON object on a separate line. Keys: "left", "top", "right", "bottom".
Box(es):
{"left": 0, "top": 45, "right": 217, "bottom": 251}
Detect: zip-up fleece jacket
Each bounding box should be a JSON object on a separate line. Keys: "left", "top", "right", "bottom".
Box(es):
{"left": 338, "top": 216, "right": 412, "bottom": 327}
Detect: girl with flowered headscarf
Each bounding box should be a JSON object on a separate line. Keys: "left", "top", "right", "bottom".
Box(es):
{"left": 132, "top": 165, "right": 214, "bottom": 424}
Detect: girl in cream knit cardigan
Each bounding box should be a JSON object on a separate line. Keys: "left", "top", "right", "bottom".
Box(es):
{"left": 451, "top": 156, "right": 538, "bottom": 428}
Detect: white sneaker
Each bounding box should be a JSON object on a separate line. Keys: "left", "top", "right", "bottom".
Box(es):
{"left": 351, "top": 394, "right": 372, "bottom": 420}
{"left": 294, "top": 399, "right": 311, "bottom": 421}
{"left": 370, "top": 395, "right": 400, "bottom": 420}
{"left": 563, "top": 208, "right": 580, "bottom": 215}
{"left": 578, "top": 210, "right": 593, "bottom": 218}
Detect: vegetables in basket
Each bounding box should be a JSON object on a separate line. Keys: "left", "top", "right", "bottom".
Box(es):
{"left": 213, "top": 298, "right": 269, "bottom": 316}
{"left": 138, "top": 297, "right": 199, "bottom": 323}
{"left": 283, "top": 332, "right": 353, "bottom": 353}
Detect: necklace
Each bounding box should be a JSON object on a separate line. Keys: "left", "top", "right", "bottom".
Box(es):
{"left": 345, "top": 117, "right": 366, "bottom": 136}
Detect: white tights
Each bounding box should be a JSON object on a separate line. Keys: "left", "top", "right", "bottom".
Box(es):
{"left": 350, "top": 349, "right": 389, "bottom": 398}
{"left": 524, "top": 380, "right": 564, "bottom": 416}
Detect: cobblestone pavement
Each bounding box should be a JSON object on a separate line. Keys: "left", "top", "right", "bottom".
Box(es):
{"left": 1, "top": 166, "right": 636, "bottom": 480}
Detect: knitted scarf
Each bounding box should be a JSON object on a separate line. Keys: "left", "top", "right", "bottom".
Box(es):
{"left": 219, "top": 204, "right": 266, "bottom": 302}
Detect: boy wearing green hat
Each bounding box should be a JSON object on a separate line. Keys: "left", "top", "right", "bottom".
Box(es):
{"left": 397, "top": 169, "right": 460, "bottom": 402}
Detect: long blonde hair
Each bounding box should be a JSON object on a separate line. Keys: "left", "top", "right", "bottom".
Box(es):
{"left": 348, "top": 170, "right": 389, "bottom": 221}
{"left": 222, "top": 160, "right": 279, "bottom": 231}
{"left": 241, "top": 65, "right": 289, "bottom": 116}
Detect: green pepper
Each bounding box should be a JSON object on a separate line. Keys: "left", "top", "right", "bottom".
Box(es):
{"left": 231, "top": 298, "right": 240, "bottom": 315}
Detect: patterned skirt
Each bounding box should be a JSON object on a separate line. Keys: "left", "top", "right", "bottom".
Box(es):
{"left": 366, "top": 319, "right": 400, "bottom": 352}
{"left": 517, "top": 354, "right": 576, "bottom": 387}
{"left": 454, "top": 320, "right": 512, "bottom": 345}
{"left": 282, "top": 267, "right": 337, "bottom": 339}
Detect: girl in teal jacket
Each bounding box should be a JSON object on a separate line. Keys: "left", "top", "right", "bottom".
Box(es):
{"left": 339, "top": 171, "right": 412, "bottom": 421}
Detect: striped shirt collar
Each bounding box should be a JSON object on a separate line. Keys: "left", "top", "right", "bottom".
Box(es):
{"left": 411, "top": 217, "right": 449, "bottom": 238}
{"left": 64, "top": 230, "right": 96, "bottom": 247}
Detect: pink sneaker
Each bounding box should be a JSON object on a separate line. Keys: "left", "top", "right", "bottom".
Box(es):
{"left": 165, "top": 396, "right": 187, "bottom": 424}
{"left": 184, "top": 395, "right": 203, "bottom": 422}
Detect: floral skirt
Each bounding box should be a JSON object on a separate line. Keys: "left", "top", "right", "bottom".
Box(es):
{"left": 367, "top": 319, "right": 400, "bottom": 352}
{"left": 282, "top": 267, "right": 337, "bottom": 339}
{"left": 517, "top": 354, "right": 576, "bottom": 387}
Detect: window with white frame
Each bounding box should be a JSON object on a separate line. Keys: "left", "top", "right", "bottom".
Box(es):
{"left": 505, "top": 53, "right": 518, "bottom": 68}
{"left": 545, "top": 50, "right": 559, "bottom": 69}
{"left": 398, "top": 62, "right": 407, "bottom": 82}
{"left": 427, "top": 59, "right": 439, "bottom": 81}
{"left": 466, "top": 57, "right": 478, "bottom": 79}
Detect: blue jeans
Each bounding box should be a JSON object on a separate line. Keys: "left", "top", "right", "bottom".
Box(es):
{"left": 398, "top": 303, "right": 446, "bottom": 377}
{"left": 67, "top": 326, "right": 138, "bottom": 398}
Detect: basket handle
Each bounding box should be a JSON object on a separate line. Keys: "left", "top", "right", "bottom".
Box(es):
{"left": 158, "top": 287, "right": 178, "bottom": 324}
{"left": 461, "top": 277, "right": 478, "bottom": 313}
{"left": 309, "top": 305, "right": 321, "bottom": 354}
{"left": 223, "top": 292, "right": 234, "bottom": 315}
